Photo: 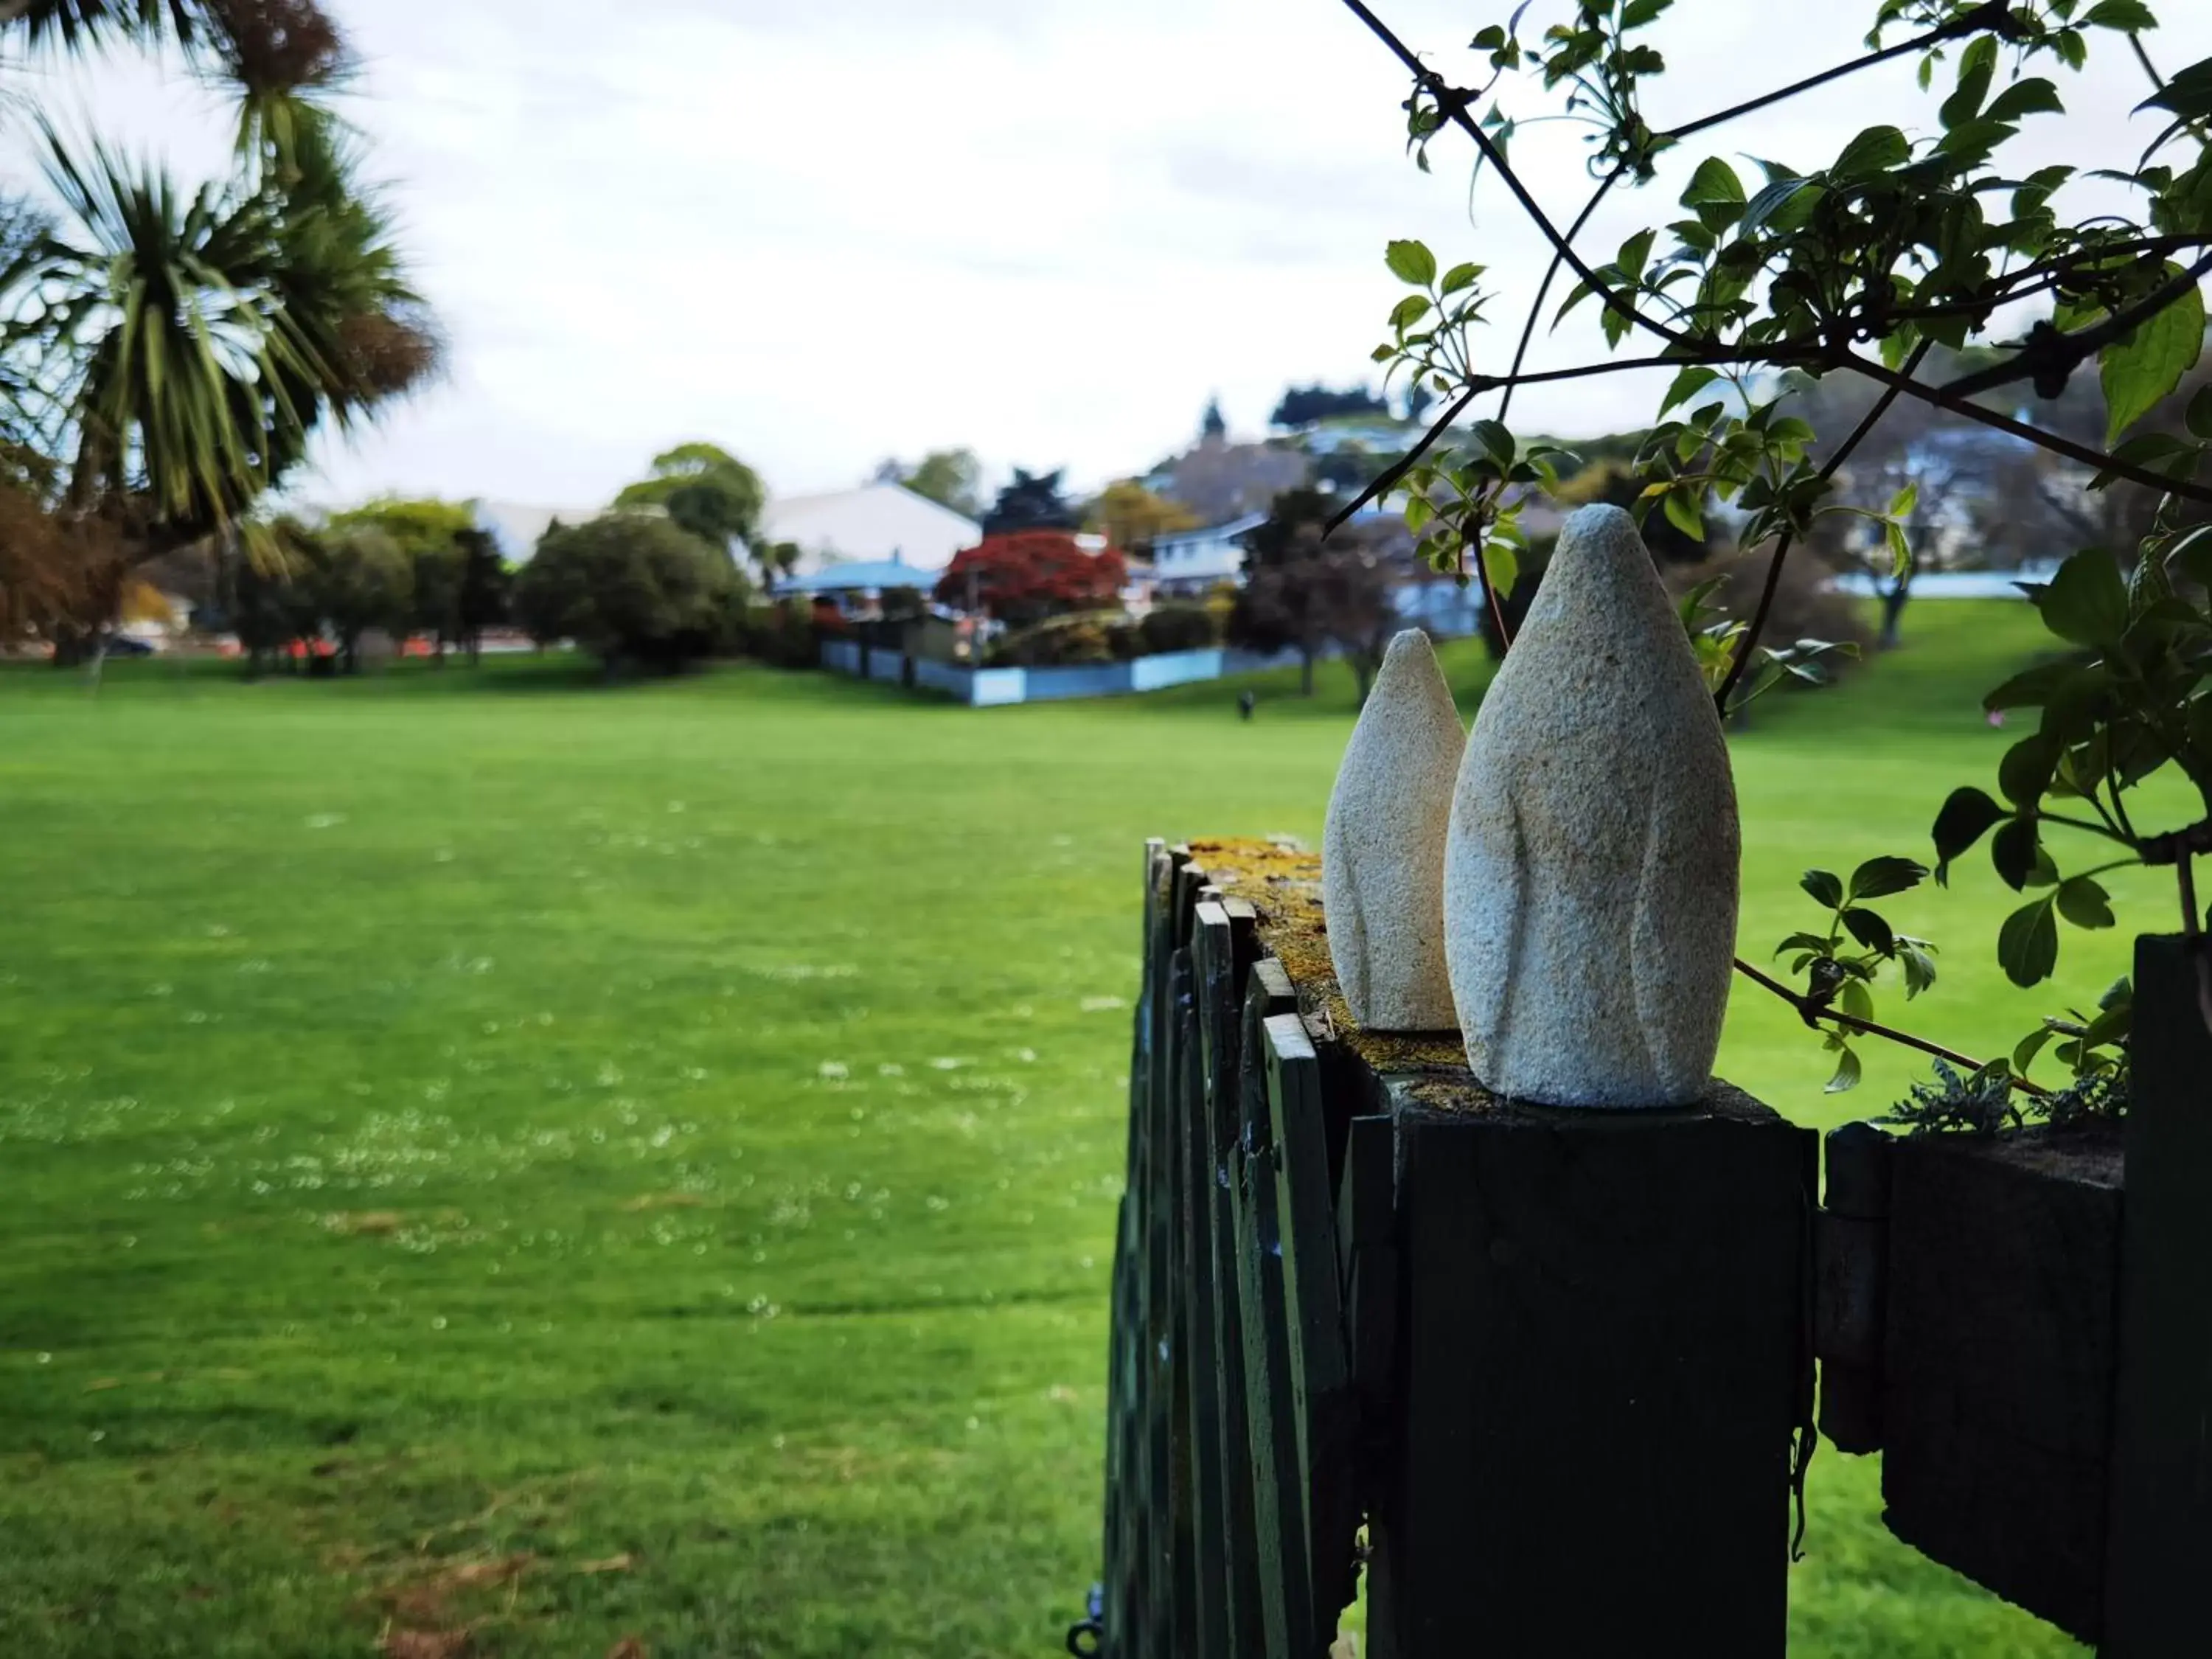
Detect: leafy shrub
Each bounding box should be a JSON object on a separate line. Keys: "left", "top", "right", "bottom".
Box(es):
{"left": 512, "top": 514, "right": 742, "bottom": 670}
{"left": 737, "top": 600, "right": 822, "bottom": 669}
{"left": 1137, "top": 604, "right": 1220, "bottom": 654}
{"left": 987, "top": 611, "right": 1134, "bottom": 667}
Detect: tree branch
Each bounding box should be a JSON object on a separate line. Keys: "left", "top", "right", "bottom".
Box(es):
{"left": 1939, "top": 249, "right": 2212, "bottom": 402}
{"left": 1662, "top": 0, "right": 2014, "bottom": 146}
{"left": 1733, "top": 956, "right": 2051, "bottom": 1097}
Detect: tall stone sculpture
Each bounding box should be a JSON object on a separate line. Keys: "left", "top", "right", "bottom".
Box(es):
{"left": 1323, "top": 628, "right": 1463, "bottom": 1030}
{"left": 1444, "top": 504, "right": 1740, "bottom": 1106}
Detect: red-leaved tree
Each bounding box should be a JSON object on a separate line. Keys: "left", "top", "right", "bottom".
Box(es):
{"left": 933, "top": 532, "right": 1127, "bottom": 627}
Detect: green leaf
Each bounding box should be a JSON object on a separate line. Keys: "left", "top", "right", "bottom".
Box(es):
{"left": 1440, "top": 260, "right": 1484, "bottom": 296}
{"left": 1481, "top": 539, "right": 1519, "bottom": 599}
{"left": 1385, "top": 239, "right": 1437, "bottom": 286}
{"left": 1471, "top": 420, "right": 1515, "bottom": 467}
{"left": 2014, "top": 1025, "right": 2056, "bottom": 1075}
{"left": 1933, "top": 786, "right": 2006, "bottom": 882}
{"left": 1842, "top": 907, "right": 1897, "bottom": 953}
{"left": 1849, "top": 855, "right": 1929, "bottom": 900}
{"left": 1985, "top": 77, "right": 2065, "bottom": 122}
{"left": 1825, "top": 1045, "right": 1863, "bottom": 1094}
{"left": 2056, "top": 875, "right": 2117, "bottom": 929}
{"left": 1888, "top": 481, "right": 1919, "bottom": 521}
{"left": 1389, "top": 295, "right": 1433, "bottom": 330}
{"left": 1661, "top": 484, "right": 1706, "bottom": 542}
{"left": 1992, "top": 815, "right": 2042, "bottom": 891}
{"left": 1942, "top": 36, "right": 1998, "bottom": 128}
{"left": 1899, "top": 942, "right": 1938, "bottom": 998}
{"left": 2000, "top": 731, "right": 2061, "bottom": 807}
{"left": 1801, "top": 869, "right": 1845, "bottom": 909}
{"left": 1742, "top": 175, "right": 1818, "bottom": 234}
{"left": 1983, "top": 659, "right": 2083, "bottom": 711}
{"left": 1832, "top": 125, "right": 1911, "bottom": 180}
{"left": 2084, "top": 0, "right": 2158, "bottom": 27}
{"left": 1839, "top": 978, "right": 1875, "bottom": 1021}
{"left": 1998, "top": 895, "right": 2061, "bottom": 987}
{"left": 1659, "top": 364, "right": 1721, "bottom": 415}
{"left": 2186, "top": 383, "right": 2212, "bottom": 443}
{"left": 2034, "top": 547, "right": 2130, "bottom": 647}
{"left": 2102, "top": 267, "right": 2208, "bottom": 445}
{"left": 2141, "top": 54, "right": 2212, "bottom": 122}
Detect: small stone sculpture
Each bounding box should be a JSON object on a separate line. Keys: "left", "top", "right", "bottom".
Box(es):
{"left": 1443, "top": 504, "right": 1740, "bottom": 1107}
{"left": 1323, "top": 629, "right": 1463, "bottom": 1030}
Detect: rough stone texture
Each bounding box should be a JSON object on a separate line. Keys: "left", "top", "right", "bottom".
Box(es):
{"left": 1443, "top": 504, "right": 1740, "bottom": 1107}
{"left": 1322, "top": 630, "right": 1463, "bottom": 1031}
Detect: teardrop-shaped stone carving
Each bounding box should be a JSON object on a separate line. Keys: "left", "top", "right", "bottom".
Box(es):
{"left": 1324, "top": 629, "right": 1464, "bottom": 1031}
{"left": 1443, "top": 504, "right": 1740, "bottom": 1106}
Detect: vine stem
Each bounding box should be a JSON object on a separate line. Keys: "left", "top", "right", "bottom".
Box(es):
{"left": 1712, "top": 338, "right": 1936, "bottom": 713}
{"left": 1733, "top": 957, "right": 2051, "bottom": 1098}
{"left": 1940, "top": 249, "right": 2212, "bottom": 402}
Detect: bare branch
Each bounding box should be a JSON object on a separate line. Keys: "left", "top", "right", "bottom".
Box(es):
{"left": 1732, "top": 956, "right": 2051, "bottom": 1098}
{"left": 1940, "top": 249, "right": 2212, "bottom": 402}
{"left": 1663, "top": 0, "right": 2014, "bottom": 146}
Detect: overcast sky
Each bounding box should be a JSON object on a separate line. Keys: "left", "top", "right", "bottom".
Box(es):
{"left": 7, "top": 0, "right": 2210, "bottom": 512}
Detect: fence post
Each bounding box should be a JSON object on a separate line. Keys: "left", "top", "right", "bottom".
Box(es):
{"left": 1368, "top": 1090, "right": 1814, "bottom": 1658}
{"left": 2104, "top": 935, "right": 2212, "bottom": 1656}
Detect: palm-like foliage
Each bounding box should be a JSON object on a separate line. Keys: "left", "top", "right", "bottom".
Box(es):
{"left": 0, "top": 115, "right": 434, "bottom": 549}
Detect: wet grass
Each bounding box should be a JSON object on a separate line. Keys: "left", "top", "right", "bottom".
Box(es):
{"left": 0, "top": 608, "right": 2103, "bottom": 1657}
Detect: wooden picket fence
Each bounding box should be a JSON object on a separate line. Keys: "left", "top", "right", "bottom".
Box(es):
{"left": 1081, "top": 837, "right": 2212, "bottom": 1658}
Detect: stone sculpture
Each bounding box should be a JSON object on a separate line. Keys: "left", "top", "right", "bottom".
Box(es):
{"left": 1323, "top": 628, "right": 1463, "bottom": 1030}
{"left": 1443, "top": 504, "right": 1739, "bottom": 1106}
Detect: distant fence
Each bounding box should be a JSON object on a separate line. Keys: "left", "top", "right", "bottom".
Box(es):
{"left": 818, "top": 640, "right": 1312, "bottom": 706}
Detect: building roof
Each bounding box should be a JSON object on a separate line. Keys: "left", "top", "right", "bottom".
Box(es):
{"left": 756, "top": 482, "right": 981, "bottom": 577}
{"left": 1151, "top": 512, "right": 1268, "bottom": 550}
{"left": 775, "top": 556, "right": 938, "bottom": 594}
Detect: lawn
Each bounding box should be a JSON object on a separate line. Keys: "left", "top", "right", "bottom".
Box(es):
{"left": 0, "top": 605, "right": 2122, "bottom": 1658}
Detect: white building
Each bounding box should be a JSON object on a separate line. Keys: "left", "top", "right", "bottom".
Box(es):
{"left": 1147, "top": 512, "right": 1267, "bottom": 597}
{"left": 757, "top": 482, "right": 980, "bottom": 577}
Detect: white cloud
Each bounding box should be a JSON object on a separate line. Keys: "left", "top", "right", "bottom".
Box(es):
{"left": 4, "top": 0, "right": 2208, "bottom": 511}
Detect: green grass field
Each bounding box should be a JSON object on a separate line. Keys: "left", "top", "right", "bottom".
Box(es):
{"left": 1, "top": 606, "right": 2129, "bottom": 1657}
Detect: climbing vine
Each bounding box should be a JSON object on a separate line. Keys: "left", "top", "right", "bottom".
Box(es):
{"left": 1350, "top": 0, "right": 2212, "bottom": 1115}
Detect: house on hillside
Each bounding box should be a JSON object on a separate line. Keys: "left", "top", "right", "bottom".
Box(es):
{"left": 757, "top": 482, "right": 980, "bottom": 577}
{"left": 1147, "top": 512, "right": 1267, "bottom": 598}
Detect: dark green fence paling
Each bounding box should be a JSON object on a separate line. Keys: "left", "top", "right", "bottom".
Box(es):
{"left": 1098, "top": 838, "right": 1815, "bottom": 1659}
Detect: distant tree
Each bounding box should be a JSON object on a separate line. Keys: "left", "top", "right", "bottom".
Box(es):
{"left": 325, "top": 497, "right": 476, "bottom": 661}
{"left": 1270, "top": 384, "right": 1390, "bottom": 429}
{"left": 1227, "top": 487, "right": 1404, "bottom": 698}
{"left": 306, "top": 525, "right": 412, "bottom": 673}
{"left": 453, "top": 528, "right": 512, "bottom": 663}
{"left": 615, "top": 442, "right": 765, "bottom": 555}
{"left": 513, "top": 514, "right": 742, "bottom": 672}
{"left": 890, "top": 448, "right": 984, "bottom": 518}
{"left": 1086, "top": 479, "right": 1198, "bottom": 553}
{"left": 981, "top": 468, "right": 1079, "bottom": 535}
{"left": 218, "top": 521, "right": 319, "bottom": 674}
{"left": 1201, "top": 397, "right": 1228, "bottom": 442}
{"left": 933, "top": 531, "right": 1127, "bottom": 628}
